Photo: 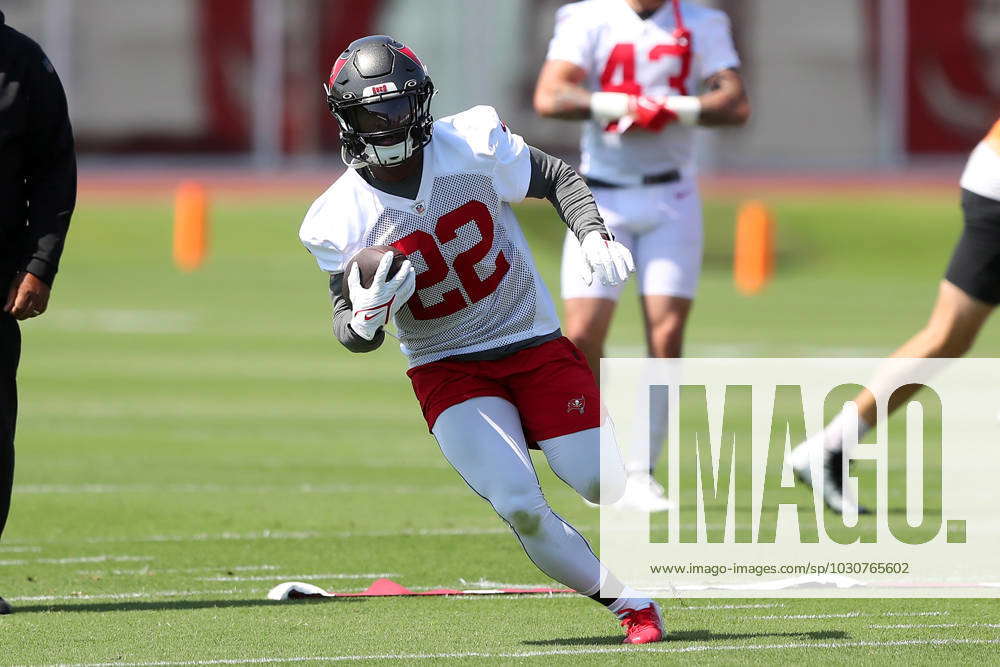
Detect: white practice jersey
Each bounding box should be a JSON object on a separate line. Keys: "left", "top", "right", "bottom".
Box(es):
{"left": 546, "top": 0, "right": 741, "bottom": 183}
{"left": 300, "top": 106, "right": 561, "bottom": 368}
{"left": 960, "top": 118, "right": 1000, "bottom": 203}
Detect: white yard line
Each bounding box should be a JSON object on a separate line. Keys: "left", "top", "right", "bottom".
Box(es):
{"left": 76, "top": 565, "right": 281, "bottom": 576}
{"left": 1, "top": 555, "right": 155, "bottom": 567}
{"left": 869, "top": 622, "right": 1000, "bottom": 629}
{"left": 14, "top": 483, "right": 465, "bottom": 496}
{"left": 20, "top": 638, "right": 1000, "bottom": 666}
{"left": 674, "top": 603, "right": 786, "bottom": 611}
{"left": 9, "top": 588, "right": 249, "bottom": 603}
{"left": 748, "top": 610, "right": 948, "bottom": 620}
{"left": 748, "top": 612, "right": 863, "bottom": 620}
{"left": 743, "top": 611, "right": 951, "bottom": 621}
{"left": 5, "top": 526, "right": 515, "bottom": 548}
{"left": 38, "top": 555, "right": 155, "bottom": 565}
{"left": 883, "top": 611, "right": 950, "bottom": 617}
{"left": 37, "top": 309, "right": 196, "bottom": 334}
{"left": 200, "top": 573, "right": 399, "bottom": 582}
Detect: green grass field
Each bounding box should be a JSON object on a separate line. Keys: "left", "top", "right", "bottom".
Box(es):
{"left": 1, "top": 184, "right": 998, "bottom": 665}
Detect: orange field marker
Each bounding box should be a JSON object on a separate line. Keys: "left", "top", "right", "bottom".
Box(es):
{"left": 733, "top": 200, "right": 775, "bottom": 295}
{"left": 173, "top": 181, "right": 209, "bottom": 271}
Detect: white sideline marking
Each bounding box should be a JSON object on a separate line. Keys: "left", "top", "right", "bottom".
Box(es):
{"left": 38, "top": 308, "right": 196, "bottom": 334}
{"left": 0, "top": 545, "right": 40, "bottom": 553}
{"left": 749, "top": 611, "right": 947, "bottom": 620}
{"left": 77, "top": 565, "right": 281, "bottom": 576}
{"left": 200, "top": 573, "right": 399, "bottom": 582}
{"left": 5, "top": 526, "right": 515, "bottom": 547}
{"left": 447, "top": 582, "right": 783, "bottom": 611}
{"left": 38, "top": 555, "right": 155, "bottom": 565}
{"left": 0, "top": 555, "right": 154, "bottom": 567}
{"left": 459, "top": 579, "right": 559, "bottom": 589}
{"left": 882, "top": 610, "right": 949, "bottom": 617}
{"left": 869, "top": 622, "right": 1000, "bottom": 629}
{"left": 15, "top": 483, "right": 466, "bottom": 496}
{"left": 20, "top": 638, "right": 1000, "bottom": 666}
{"left": 9, "top": 588, "right": 247, "bottom": 602}
{"left": 677, "top": 603, "right": 785, "bottom": 611}
{"left": 447, "top": 595, "right": 785, "bottom": 609}
{"left": 749, "top": 612, "right": 862, "bottom": 620}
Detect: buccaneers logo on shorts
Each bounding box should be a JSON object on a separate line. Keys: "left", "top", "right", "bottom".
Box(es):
{"left": 566, "top": 396, "right": 586, "bottom": 415}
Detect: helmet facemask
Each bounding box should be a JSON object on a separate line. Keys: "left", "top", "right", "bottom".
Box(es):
{"left": 329, "top": 82, "right": 434, "bottom": 169}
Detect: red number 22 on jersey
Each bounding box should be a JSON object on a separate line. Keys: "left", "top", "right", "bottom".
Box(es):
{"left": 392, "top": 200, "right": 510, "bottom": 320}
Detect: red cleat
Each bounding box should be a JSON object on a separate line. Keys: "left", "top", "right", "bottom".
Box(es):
{"left": 620, "top": 602, "right": 665, "bottom": 644}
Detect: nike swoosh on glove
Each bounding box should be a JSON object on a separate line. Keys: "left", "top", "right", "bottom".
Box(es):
{"left": 580, "top": 231, "right": 635, "bottom": 287}
{"left": 348, "top": 252, "right": 417, "bottom": 340}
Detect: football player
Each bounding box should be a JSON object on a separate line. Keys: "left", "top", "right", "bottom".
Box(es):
{"left": 534, "top": 0, "right": 750, "bottom": 511}
{"left": 300, "top": 36, "right": 664, "bottom": 644}
{"left": 791, "top": 118, "right": 1000, "bottom": 515}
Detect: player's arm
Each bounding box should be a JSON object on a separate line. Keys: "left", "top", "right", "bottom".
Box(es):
{"left": 328, "top": 272, "right": 385, "bottom": 353}
{"left": 534, "top": 60, "right": 658, "bottom": 127}
{"left": 6, "top": 40, "right": 76, "bottom": 320}
{"left": 696, "top": 68, "right": 750, "bottom": 127}
{"left": 535, "top": 61, "right": 749, "bottom": 130}
{"left": 524, "top": 146, "right": 633, "bottom": 286}
{"left": 525, "top": 146, "right": 604, "bottom": 240}
{"left": 533, "top": 60, "right": 594, "bottom": 121}
{"left": 22, "top": 40, "right": 76, "bottom": 287}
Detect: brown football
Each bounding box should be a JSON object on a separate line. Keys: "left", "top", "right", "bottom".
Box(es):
{"left": 341, "top": 245, "right": 408, "bottom": 307}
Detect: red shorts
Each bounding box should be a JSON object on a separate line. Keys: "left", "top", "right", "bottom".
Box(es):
{"left": 407, "top": 336, "right": 600, "bottom": 446}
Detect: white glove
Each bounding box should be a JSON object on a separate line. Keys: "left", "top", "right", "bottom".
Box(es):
{"left": 579, "top": 231, "right": 635, "bottom": 287}
{"left": 347, "top": 252, "right": 416, "bottom": 341}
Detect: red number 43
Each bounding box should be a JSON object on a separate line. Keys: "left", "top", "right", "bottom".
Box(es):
{"left": 600, "top": 42, "right": 692, "bottom": 96}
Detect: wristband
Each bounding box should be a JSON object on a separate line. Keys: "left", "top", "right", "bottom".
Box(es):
{"left": 590, "top": 92, "right": 631, "bottom": 123}
{"left": 663, "top": 96, "right": 702, "bottom": 126}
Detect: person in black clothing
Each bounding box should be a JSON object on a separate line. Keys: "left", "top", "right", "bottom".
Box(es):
{"left": 0, "top": 10, "right": 76, "bottom": 614}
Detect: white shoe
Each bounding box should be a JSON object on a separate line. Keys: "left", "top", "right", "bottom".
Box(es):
{"left": 616, "top": 472, "right": 674, "bottom": 513}
{"left": 582, "top": 472, "right": 673, "bottom": 512}
{"left": 791, "top": 441, "right": 870, "bottom": 516}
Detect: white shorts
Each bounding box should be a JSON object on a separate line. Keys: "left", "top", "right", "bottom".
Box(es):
{"left": 561, "top": 178, "right": 703, "bottom": 300}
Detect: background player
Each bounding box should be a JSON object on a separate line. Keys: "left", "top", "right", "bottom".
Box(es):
{"left": 300, "top": 35, "right": 664, "bottom": 644}
{"left": 533, "top": 0, "right": 750, "bottom": 511}
{"left": 791, "top": 118, "right": 1000, "bottom": 515}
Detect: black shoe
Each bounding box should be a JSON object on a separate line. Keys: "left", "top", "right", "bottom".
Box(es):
{"left": 793, "top": 448, "right": 871, "bottom": 516}
{"left": 0, "top": 597, "right": 10, "bottom": 614}
{"left": 822, "top": 451, "right": 872, "bottom": 516}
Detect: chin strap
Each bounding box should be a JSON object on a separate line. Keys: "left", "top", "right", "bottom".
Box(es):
{"left": 342, "top": 136, "right": 418, "bottom": 170}
{"left": 341, "top": 145, "right": 370, "bottom": 170}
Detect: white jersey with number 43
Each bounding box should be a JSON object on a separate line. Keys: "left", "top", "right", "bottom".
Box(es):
{"left": 546, "top": 0, "right": 741, "bottom": 183}
{"left": 299, "top": 105, "right": 560, "bottom": 368}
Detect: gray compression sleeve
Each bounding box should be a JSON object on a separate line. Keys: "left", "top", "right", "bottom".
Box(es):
{"left": 329, "top": 272, "right": 385, "bottom": 353}
{"left": 525, "top": 145, "right": 608, "bottom": 243}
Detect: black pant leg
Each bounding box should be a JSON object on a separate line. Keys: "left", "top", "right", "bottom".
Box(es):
{"left": 0, "top": 313, "right": 20, "bottom": 539}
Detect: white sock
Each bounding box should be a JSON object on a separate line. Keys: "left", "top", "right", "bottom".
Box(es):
{"left": 822, "top": 409, "right": 872, "bottom": 454}
{"left": 792, "top": 407, "right": 872, "bottom": 470}
{"left": 628, "top": 385, "right": 668, "bottom": 475}
{"left": 607, "top": 587, "right": 654, "bottom": 617}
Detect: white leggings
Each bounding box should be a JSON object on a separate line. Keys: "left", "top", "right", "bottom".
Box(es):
{"left": 432, "top": 396, "right": 633, "bottom": 601}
